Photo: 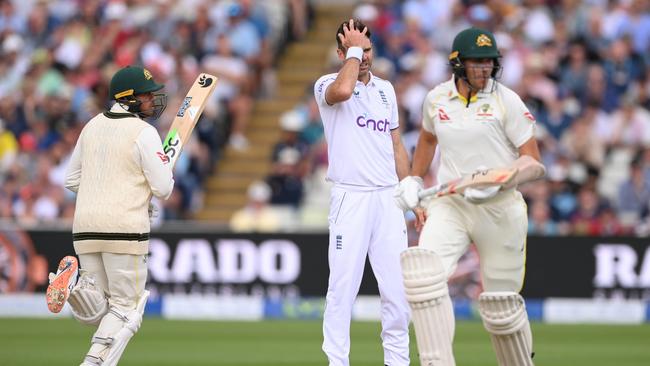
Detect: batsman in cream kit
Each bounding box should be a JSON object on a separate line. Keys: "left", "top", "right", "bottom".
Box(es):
{"left": 395, "top": 28, "right": 546, "bottom": 366}
{"left": 45, "top": 66, "right": 216, "bottom": 366}
{"left": 315, "top": 19, "right": 411, "bottom": 366}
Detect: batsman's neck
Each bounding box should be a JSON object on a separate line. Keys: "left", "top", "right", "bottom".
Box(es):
{"left": 456, "top": 78, "right": 479, "bottom": 99}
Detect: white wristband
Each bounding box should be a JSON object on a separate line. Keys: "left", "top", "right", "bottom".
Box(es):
{"left": 346, "top": 47, "right": 363, "bottom": 62}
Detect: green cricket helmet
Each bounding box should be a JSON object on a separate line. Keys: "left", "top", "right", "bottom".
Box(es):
{"left": 449, "top": 27, "right": 502, "bottom": 80}
{"left": 109, "top": 66, "right": 167, "bottom": 120}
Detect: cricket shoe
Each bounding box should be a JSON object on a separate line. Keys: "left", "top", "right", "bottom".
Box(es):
{"left": 46, "top": 255, "right": 79, "bottom": 313}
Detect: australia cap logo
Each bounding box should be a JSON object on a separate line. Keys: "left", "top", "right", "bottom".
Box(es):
{"left": 476, "top": 34, "right": 492, "bottom": 47}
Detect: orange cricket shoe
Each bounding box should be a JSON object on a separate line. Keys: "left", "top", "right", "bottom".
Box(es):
{"left": 46, "top": 255, "right": 79, "bottom": 313}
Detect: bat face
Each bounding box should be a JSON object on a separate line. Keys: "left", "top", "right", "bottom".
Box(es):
{"left": 163, "top": 73, "right": 218, "bottom": 167}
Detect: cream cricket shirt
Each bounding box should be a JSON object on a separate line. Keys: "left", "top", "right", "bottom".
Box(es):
{"left": 314, "top": 72, "right": 399, "bottom": 188}
{"left": 422, "top": 77, "right": 535, "bottom": 184}
{"left": 65, "top": 104, "right": 174, "bottom": 255}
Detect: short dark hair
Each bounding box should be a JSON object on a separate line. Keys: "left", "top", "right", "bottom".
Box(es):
{"left": 336, "top": 19, "right": 371, "bottom": 51}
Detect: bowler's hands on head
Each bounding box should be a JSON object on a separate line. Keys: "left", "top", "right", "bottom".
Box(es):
{"left": 394, "top": 176, "right": 423, "bottom": 212}
{"left": 338, "top": 19, "right": 371, "bottom": 51}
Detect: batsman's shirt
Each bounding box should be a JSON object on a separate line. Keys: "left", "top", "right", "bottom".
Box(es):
{"left": 314, "top": 72, "right": 399, "bottom": 188}
{"left": 422, "top": 77, "right": 535, "bottom": 184}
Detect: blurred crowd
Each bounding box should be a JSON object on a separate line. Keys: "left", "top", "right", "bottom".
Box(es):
{"left": 2, "top": 0, "right": 650, "bottom": 237}
{"left": 0, "top": 0, "right": 309, "bottom": 225}
{"left": 234, "top": 0, "right": 650, "bottom": 237}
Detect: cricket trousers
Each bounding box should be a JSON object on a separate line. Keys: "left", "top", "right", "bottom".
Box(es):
{"left": 419, "top": 189, "right": 528, "bottom": 292}
{"left": 323, "top": 185, "right": 410, "bottom": 366}
{"left": 77, "top": 253, "right": 148, "bottom": 359}
{"left": 77, "top": 252, "right": 148, "bottom": 311}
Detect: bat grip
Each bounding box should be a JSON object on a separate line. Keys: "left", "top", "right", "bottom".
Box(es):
{"left": 418, "top": 183, "right": 443, "bottom": 199}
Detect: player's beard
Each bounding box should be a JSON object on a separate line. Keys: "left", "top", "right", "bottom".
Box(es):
{"left": 359, "top": 60, "right": 371, "bottom": 79}
{"left": 140, "top": 93, "right": 167, "bottom": 120}
{"left": 467, "top": 69, "right": 492, "bottom": 91}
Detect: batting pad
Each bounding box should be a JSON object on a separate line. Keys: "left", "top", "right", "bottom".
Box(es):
{"left": 401, "top": 248, "right": 456, "bottom": 366}
{"left": 101, "top": 290, "right": 149, "bottom": 366}
{"left": 83, "top": 290, "right": 149, "bottom": 366}
{"left": 479, "top": 292, "right": 534, "bottom": 366}
{"left": 68, "top": 274, "right": 108, "bottom": 327}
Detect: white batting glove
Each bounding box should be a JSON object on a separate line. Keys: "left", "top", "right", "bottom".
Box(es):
{"left": 394, "top": 176, "right": 424, "bottom": 211}
{"left": 148, "top": 202, "right": 159, "bottom": 224}
{"left": 463, "top": 185, "right": 500, "bottom": 204}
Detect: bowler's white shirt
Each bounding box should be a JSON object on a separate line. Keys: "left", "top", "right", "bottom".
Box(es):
{"left": 314, "top": 72, "right": 399, "bottom": 188}
{"left": 422, "top": 77, "right": 535, "bottom": 184}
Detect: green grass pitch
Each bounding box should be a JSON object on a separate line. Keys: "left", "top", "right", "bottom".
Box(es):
{"left": 1, "top": 318, "right": 649, "bottom": 365}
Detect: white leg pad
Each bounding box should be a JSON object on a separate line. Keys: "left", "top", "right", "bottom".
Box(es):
{"left": 479, "top": 292, "right": 534, "bottom": 366}
{"left": 82, "top": 290, "right": 149, "bottom": 366}
{"left": 101, "top": 290, "right": 149, "bottom": 366}
{"left": 401, "top": 248, "right": 456, "bottom": 366}
{"left": 68, "top": 273, "right": 109, "bottom": 327}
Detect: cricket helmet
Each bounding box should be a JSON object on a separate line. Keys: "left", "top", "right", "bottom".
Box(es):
{"left": 449, "top": 27, "right": 502, "bottom": 80}
{"left": 109, "top": 66, "right": 164, "bottom": 100}
{"left": 109, "top": 66, "right": 166, "bottom": 120}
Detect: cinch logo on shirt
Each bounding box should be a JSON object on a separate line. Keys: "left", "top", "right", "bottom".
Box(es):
{"left": 356, "top": 115, "right": 390, "bottom": 132}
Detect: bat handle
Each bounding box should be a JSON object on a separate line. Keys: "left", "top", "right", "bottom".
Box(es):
{"left": 418, "top": 183, "right": 443, "bottom": 199}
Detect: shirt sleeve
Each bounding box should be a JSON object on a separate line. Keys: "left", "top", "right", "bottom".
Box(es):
{"left": 388, "top": 84, "right": 400, "bottom": 130}
{"left": 64, "top": 138, "right": 82, "bottom": 193}
{"left": 421, "top": 90, "right": 437, "bottom": 135}
{"left": 314, "top": 75, "right": 337, "bottom": 107}
{"left": 135, "top": 126, "right": 175, "bottom": 199}
{"left": 502, "top": 90, "right": 536, "bottom": 148}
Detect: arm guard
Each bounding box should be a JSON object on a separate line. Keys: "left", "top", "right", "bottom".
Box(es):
{"left": 502, "top": 155, "right": 546, "bottom": 189}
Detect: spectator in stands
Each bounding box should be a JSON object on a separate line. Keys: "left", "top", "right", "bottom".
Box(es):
{"left": 230, "top": 180, "right": 280, "bottom": 232}
{"left": 0, "top": 117, "right": 17, "bottom": 175}
{"left": 571, "top": 187, "right": 606, "bottom": 235}
{"left": 528, "top": 200, "right": 559, "bottom": 235}
{"left": 267, "top": 146, "right": 304, "bottom": 208}
{"left": 609, "top": 91, "right": 650, "bottom": 147}
{"left": 203, "top": 33, "right": 253, "bottom": 151}
{"left": 617, "top": 157, "right": 650, "bottom": 225}
{"left": 271, "top": 110, "right": 308, "bottom": 165}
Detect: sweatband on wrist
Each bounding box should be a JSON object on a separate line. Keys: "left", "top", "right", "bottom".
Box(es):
{"left": 346, "top": 47, "right": 363, "bottom": 61}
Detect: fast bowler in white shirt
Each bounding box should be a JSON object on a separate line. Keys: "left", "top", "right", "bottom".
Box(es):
{"left": 314, "top": 19, "right": 411, "bottom": 366}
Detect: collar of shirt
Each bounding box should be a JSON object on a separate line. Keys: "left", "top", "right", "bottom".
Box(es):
{"left": 444, "top": 75, "right": 494, "bottom": 104}
{"left": 110, "top": 103, "right": 134, "bottom": 114}
{"left": 355, "top": 71, "right": 378, "bottom": 87}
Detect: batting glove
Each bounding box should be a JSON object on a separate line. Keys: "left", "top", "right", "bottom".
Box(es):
{"left": 394, "top": 176, "right": 424, "bottom": 211}
{"left": 463, "top": 185, "right": 500, "bottom": 204}
{"left": 148, "top": 202, "right": 159, "bottom": 224}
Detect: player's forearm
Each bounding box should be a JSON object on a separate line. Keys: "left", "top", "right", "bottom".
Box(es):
{"left": 411, "top": 131, "right": 437, "bottom": 178}
{"left": 325, "top": 58, "right": 360, "bottom": 104}
{"left": 503, "top": 155, "right": 546, "bottom": 189}
{"left": 392, "top": 133, "right": 410, "bottom": 180}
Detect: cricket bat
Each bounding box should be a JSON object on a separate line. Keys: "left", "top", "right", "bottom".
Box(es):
{"left": 163, "top": 73, "right": 218, "bottom": 168}
{"left": 418, "top": 168, "right": 518, "bottom": 199}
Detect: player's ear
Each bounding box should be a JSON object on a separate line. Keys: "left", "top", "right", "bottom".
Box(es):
{"left": 336, "top": 48, "right": 345, "bottom": 61}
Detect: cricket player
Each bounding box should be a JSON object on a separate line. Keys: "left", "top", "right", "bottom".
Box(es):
{"left": 315, "top": 19, "right": 411, "bottom": 366}
{"left": 46, "top": 65, "right": 174, "bottom": 366}
{"left": 394, "top": 28, "right": 546, "bottom": 366}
